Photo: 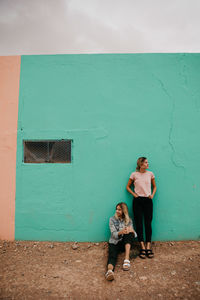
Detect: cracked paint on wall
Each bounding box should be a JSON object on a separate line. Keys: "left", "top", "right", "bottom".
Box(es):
{"left": 11, "top": 53, "right": 200, "bottom": 241}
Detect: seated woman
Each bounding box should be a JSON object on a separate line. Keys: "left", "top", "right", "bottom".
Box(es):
{"left": 105, "top": 202, "right": 137, "bottom": 281}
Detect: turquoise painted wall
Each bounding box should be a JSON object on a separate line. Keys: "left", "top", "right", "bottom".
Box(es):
{"left": 16, "top": 54, "right": 200, "bottom": 242}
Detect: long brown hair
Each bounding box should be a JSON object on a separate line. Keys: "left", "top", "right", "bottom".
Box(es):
{"left": 115, "top": 202, "right": 130, "bottom": 225}
{"left": 136, "top": 156, "right": 147, "bottom": 171}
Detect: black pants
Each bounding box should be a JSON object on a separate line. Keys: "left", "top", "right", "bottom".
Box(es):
{"left": 133, "top": 197, "right": 153, "bottom": 242}
{"left": 107, "top": 233, "right": 135, "bottom": 269}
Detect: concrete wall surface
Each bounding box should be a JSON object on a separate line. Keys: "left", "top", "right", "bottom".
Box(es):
{"left": 15, "top": 54, "right": 200, "bottom": 242}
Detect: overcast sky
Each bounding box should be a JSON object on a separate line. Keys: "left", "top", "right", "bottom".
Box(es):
{"left": 0, "top": 0, "right": 199, "bottom": 55}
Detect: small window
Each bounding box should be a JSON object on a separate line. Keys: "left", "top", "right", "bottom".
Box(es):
{"left": 23, "top": 140, "right": 72, "bottom": 163}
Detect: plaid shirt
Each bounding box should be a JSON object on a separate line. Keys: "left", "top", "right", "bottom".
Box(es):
{"left": 109, "top": 216, "right": 137, "bottom": 245}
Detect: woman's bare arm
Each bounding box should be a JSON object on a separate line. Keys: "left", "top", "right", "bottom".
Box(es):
{"left": 149, "top": 178, "right": 157, "bottom": 199}
{"left": 126, "top": 178, "right": 138, "bottom": 198}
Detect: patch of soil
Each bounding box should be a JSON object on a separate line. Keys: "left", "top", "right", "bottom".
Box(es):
{"left": 0, "top": 240, "right": 199, "bottom": 300}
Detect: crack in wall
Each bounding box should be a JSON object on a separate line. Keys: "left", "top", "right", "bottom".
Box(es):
{"left": 178, "top": 54, "right": 188, "bottom": 90}
{"left": 153, "top": 74, "right": 185, "bottom": 173}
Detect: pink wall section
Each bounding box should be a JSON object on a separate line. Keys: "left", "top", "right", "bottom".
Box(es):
{"left": 0, "top": 56, "right": 21, "bottom": 240}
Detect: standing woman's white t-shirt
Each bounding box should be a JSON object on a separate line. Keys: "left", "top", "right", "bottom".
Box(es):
{"left": 130, "top": 171, "right": 155, "bottom": 197}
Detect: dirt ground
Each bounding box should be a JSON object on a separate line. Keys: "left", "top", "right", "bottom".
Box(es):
{"left": 0, "top": 240, "right": 199, "bottom": 300}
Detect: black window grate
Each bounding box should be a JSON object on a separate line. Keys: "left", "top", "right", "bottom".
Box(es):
{"left": 23, "top": 140, "right": 72, "bottom": 163}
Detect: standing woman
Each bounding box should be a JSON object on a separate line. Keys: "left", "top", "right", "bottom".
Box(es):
{"left": 126, "top": 157, "right": 157, "bottom": 259}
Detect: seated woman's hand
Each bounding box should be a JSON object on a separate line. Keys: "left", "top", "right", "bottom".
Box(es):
{"left": 124, "top": 227, "right": 129, "bottom": 234}
{"left": 118, "top": 228, "right": 128, "bottom": 236}
{"left": 126, "top": 226, "right": 134, "bottom": 234}
{"left": 118, "top": 226, "right": 135, "bottom": 236}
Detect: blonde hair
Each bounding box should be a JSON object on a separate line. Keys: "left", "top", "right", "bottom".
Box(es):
{"left": 115, "top": 202, "right": 130, "bottom": 225}
{"left": 136, "top": 156, "right": 147, "bottom": 171}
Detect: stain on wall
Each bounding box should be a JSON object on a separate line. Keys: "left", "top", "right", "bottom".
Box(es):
{"left": 15, "top": 54, "right": 200, "bottom": 242}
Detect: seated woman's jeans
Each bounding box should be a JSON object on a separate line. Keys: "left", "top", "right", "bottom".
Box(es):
{"left": 107, "top": 232, "right": 135, "bottom": 269}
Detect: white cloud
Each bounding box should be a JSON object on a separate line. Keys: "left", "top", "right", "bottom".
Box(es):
{"left": 0, "top": 0, "right": 199, "bottom": 55}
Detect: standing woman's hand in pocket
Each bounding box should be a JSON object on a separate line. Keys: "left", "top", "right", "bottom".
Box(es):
{"left": 126, "top": 179, "right": 138, "bottom": 198}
